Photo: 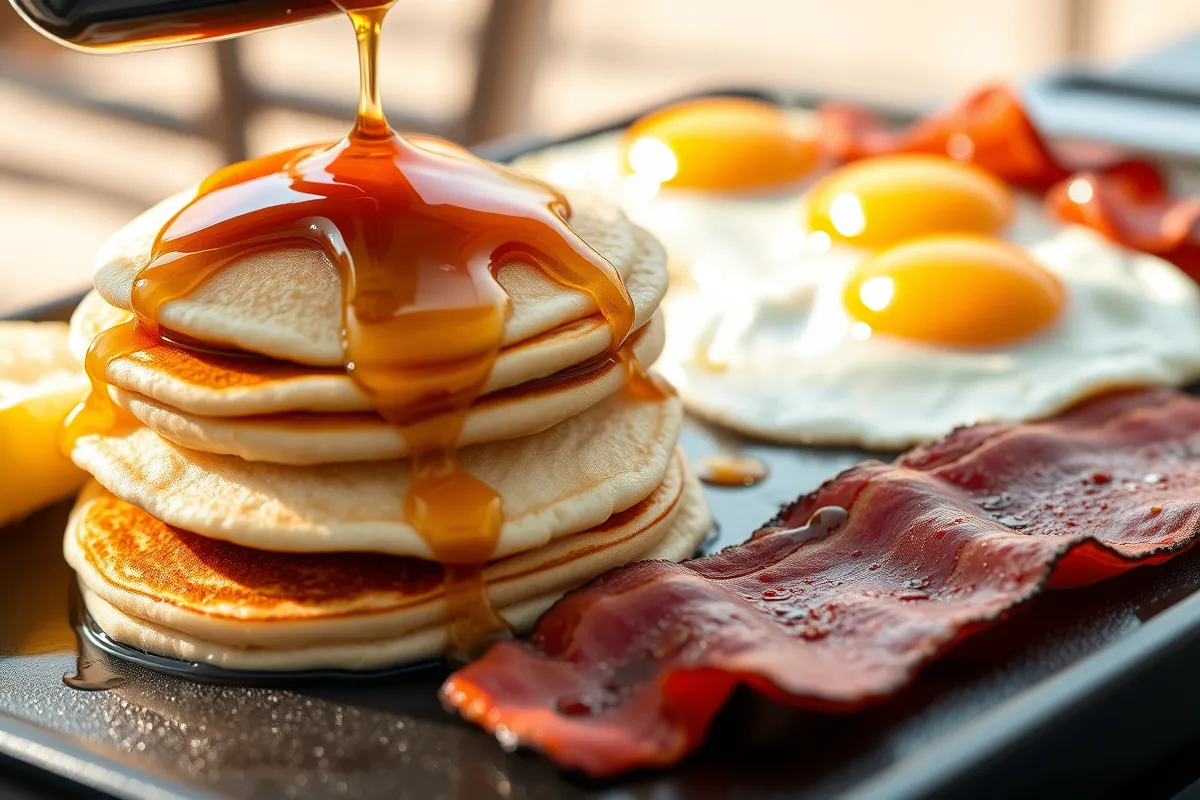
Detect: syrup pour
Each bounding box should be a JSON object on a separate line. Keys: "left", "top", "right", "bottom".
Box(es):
{"left": 64, "top": 1, "right": 644, "bottom": 659}
{"left": 695, "top": 453, "right": 769, "bottom": 488}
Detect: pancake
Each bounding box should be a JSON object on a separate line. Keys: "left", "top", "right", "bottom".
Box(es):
{"left": 110, "top": 314, "right": 665, "bottom": 464}
{"left": 71, "top": 389, "right": 683, "bottom": 560}
{"left": 73, "top": 235, "right": 665, "bottom": 413}
{"left": 72, "top": 221, "right": 667, "bottom": 416}
{"left": 67, "top": 456, "right": 711, "bottom": 669}
{"left": 93, "top": 191, "right": 656, "bottom": 368}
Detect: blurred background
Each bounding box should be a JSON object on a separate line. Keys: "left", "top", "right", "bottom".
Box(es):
{"left": 1, "top": 0, "right": 1198, "bottom": 314}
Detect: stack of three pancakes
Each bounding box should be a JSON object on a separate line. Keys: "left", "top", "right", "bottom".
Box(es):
{"left": 63, "top": 190, "right": 710, "bottom": 671}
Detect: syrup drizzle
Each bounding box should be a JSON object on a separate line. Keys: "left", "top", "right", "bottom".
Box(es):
{"left": 64, "top": 1, "right": 645, "bottom": 659}
{"left": 63, "top": 320, "right": 145, "bottom": 443}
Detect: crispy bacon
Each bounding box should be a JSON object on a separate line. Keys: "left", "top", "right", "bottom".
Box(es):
{"left": 1045, "top": 168, "right": 1200, "bottom": 281}
{"left": 816, "top": 84, "right": 1200, "bottom": 275}
{"left": 817, "top": 84, "right": 1085, "bottom": 191}
{"left": 442, "top": 390, "right": 1200, "bottom": 776}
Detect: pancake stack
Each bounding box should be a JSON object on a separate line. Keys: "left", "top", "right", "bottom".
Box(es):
{"left": 63, "top": 189, "right": 710, "bottom": 671}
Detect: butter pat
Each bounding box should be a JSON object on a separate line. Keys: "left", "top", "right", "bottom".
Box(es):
{"left": 0, "top": 322, "right": 89, "bottom": 527}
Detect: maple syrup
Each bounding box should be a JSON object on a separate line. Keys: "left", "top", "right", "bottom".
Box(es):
{"left": 63, "top": 2, "right": 643, "bottom": 659}
{"left": 695, "top": 453, "right": 769, "bottom": 488}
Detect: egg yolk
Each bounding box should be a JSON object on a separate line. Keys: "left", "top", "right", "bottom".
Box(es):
{"left": 623, "top": 97, "right": 817, "bottom": 191}
{"left": 808, "top": 154, "right": 1014, "bottom": 248}
{"left": 842, "top": 234, "right": 1065, "bottom": 347}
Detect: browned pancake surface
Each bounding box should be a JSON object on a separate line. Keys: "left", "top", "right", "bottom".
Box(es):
{"left": 109, "top": 314, "right": 606, "bottom": 396}
{"left": 117, "top": 337, "right": 339, "bottom": 390}
{"left": 74, "top": 477, "right": 674, "bottom": 622}
{"left": 78, "top": 491, "right": 443, "bottom": 614}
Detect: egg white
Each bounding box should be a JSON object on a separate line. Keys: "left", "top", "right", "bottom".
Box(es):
{"left": 516, "top": 131, "right": 1200, "bottom": 449}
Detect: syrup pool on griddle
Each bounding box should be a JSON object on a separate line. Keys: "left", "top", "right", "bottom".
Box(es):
{"left": 65, "top": 0, "right": 646, "bottom": 661}
{"left": 695, "top": 453, "right": 769, "bottom": 488}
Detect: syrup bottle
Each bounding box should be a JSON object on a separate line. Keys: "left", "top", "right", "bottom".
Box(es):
{"left": 6, "top": 0, "right": 375, "bottom": 52}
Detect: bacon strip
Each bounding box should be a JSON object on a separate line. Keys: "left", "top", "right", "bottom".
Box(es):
{"left": 817, "top": 84, "right": 1083, "bottom": 191}
{"left": 1045, "top": 168, "right": 1200, "bottom": 282}
{"left": 442, "top": 390, "right": 1200, "bottom": 776}
{"left": 816, "top": 84, "right": 1200, "bottom": 275}
{"left": 816, "top": 84, "right": 1160, "bottom": 192}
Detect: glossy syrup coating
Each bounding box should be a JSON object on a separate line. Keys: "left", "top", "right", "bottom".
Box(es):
{"left": 66, "top": 3, "right": 652, "bottom": 658}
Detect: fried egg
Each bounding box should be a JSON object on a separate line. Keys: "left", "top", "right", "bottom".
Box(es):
{"left": 517, "top": 98, "right": 1200, "bottom": 448}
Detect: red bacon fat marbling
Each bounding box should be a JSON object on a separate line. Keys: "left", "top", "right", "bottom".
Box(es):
{"left": 817, "top": 84, "right": 1199, "bottom": 275}
{"left": 442, "top": 390, "right": 1200, "bottom": 777}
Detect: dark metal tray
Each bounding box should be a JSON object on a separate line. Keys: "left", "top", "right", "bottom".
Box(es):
{"left": 4, "top": 90, "right": 1200, "bottom": 800}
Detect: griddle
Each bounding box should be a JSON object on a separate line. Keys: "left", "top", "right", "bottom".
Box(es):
{"left": 2, "top": 89, "right": 1199, "bottom": 799}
